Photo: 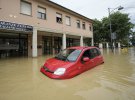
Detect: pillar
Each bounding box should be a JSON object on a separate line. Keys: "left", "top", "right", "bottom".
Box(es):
{"left": 91, "top": 38, "right": 94, "bottom": 46}
{"left": 32, "top": 27, "right": 37, "bottom": 57}
{"left": 118, "top": 42, "right": 121, "bottom": 48}
{"left": 80, "top": 36, "right": 83, "bottom": 46}
{"left": 62, "top": 33, "right": 66, "bottom": 49}
{"left": 106, "top": 42, "right": 109, "bottom": 48}
{"left": 99, "top": 43, "right": 103, "bottom": 49}
{"left": 113, "top": 42, "right": 115, "bottom": 48}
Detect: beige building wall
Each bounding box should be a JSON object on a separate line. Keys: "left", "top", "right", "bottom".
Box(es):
{"left": 0, "top": 0, "right": 93, "bottom": 38}
{"left": 0, "top": 0, "right": 93, "bottom": 57}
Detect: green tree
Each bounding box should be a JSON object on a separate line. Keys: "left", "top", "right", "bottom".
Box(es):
{"left": 93, "top": 19, "right": 104, "bottom": 43}
{"left": 93, "top": 12, "right": 134, "bottom": 44}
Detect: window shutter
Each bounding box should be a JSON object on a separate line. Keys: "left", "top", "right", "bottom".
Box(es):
{"left": 21, "top": 1, "right": 31, "bottom": 15}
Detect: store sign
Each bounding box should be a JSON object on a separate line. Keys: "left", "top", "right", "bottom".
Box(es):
{"left": 0, "top": 21, "right": 33, "bottom": 32}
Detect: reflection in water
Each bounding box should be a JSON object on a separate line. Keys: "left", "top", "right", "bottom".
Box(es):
{"left": 0, "top": 48, "right": 135, "bottom": 100}
{"left": 118, "top": 48, "right": 121, "bottom": 55}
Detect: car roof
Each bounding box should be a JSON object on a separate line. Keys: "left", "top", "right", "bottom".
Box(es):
{"left": 67, "top": 46, "right": 98, "bottom": 50}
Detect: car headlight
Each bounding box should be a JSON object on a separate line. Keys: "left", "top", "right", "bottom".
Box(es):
{"left": 54, "top": 68, "right": 66, "bottom": 75}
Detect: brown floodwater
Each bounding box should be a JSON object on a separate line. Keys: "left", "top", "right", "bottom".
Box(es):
{"left": 0, "top": 47, "right": 135, "bottom": 100}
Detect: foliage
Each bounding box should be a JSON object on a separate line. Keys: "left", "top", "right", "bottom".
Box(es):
{"left": 93, "top": 19, "right": 104, "bottom": 43}
{"left": 93, "top": 12, "right": 135, "bottom": 44}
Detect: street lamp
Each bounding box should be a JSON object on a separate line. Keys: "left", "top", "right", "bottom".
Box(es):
{"left": 108, "top": 6, "right": 124, "bottom": 49}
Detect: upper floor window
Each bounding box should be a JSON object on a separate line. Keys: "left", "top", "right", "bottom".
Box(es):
{"left": 20, "top": 0, "right": 32, "bottom": 16}
{"left": 76, "top": 20, "right": 80, "bottom": 28}
{"left": 37, "top": 6, "right": 46, "bottom": 20}
{"left": 66, "top": 16, "right": 71, "bottom": 26}
{"left": 56, "top": 13, "right": 62, "bottom": 23}
{"left": 89, "top": 24, "right": 92, "bottom": 31}
{"left": 82, "top": 22, "right": 86, "bottom": 30}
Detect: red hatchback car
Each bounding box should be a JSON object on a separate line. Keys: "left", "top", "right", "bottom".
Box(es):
{"left": 40, "top": 46, "right": 104, "bottom": 79}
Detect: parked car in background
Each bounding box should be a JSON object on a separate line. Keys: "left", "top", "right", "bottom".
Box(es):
{"left": 40, "top": 46, "right": 104, "bottom": 79}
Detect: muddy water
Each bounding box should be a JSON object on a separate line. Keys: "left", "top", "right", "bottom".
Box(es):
{"left": 0, "top": 48, "right": 135, "bottom": 100}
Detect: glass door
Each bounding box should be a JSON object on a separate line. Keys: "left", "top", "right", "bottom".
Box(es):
{"left": 43, "top": 37, "right": 53, "bottom": 55}
{"left": 54, "top": 37, "right": 62, "bottom": 53}
{"left": 0, "top": 33, "right": 28, "bottom": 58}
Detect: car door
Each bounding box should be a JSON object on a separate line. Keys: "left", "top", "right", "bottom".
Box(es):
{"left": 80, "top": 49, "right": 95, "bottom": 71}
{"left": 90, "top": 48, "right": 102, "bottom": 66}
{"left": 95, "top": 48, "right": 103, "bottom": 65}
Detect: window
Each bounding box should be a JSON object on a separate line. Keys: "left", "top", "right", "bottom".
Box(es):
{"left": 82, "top": 48, "right": 101, "bottom": 60}
{"left": 82, "top": 22, "right": 86, "bottom": 30}
{"left": 20, "top": 0, "right": 32, "bottom": 16}
{"left": 55, "top": 49, "right": 82, "bottom": 62}
{"left": 82, "top": 50, "right": 90, "bottom": 59}
{"left": 66, "top": 16, "right": 71, "bottom": 26}
{"left": 56, "top": 13, "right": 62, "bottom": 23}
{"left": 77, "top": 20, "right": 80, "bottom": 28}
{"left": 95, "top": 48, "right": 101, "bottom": 56}
{"left": 37, "top": 6, "right": 46, "bottom": 20}
{"left": 89, "top": 24, "right": 92, "bottom": 31}
{"left": 89, "top": 48, "right": 101, "bottom": 58}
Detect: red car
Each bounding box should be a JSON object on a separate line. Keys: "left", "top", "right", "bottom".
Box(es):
{"left": 40, "top": 46, "right": 104, "bottom": 79}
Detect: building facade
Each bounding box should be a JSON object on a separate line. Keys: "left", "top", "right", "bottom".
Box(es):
{"left": 0, "top": 0, "right": 93, "bottom": 58}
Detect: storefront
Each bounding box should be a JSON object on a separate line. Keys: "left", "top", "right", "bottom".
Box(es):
{"left": 83, "top": 38, "right": 92, "bottom": 46}
{"left": 42, "top": 36, "right": 62, "bottom": 55}
{"left": 42, "top": 35, "right": 80, "bottom": 55}
{"left": 0, "top": 21, "right": 33, "bottom": 58}
{"left": 67, "top": 38, "right": 80, "bottom": 47}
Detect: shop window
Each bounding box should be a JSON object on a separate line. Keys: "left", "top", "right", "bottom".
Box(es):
{"left": 20, "top": 0, "right": 32, "bottom": 16}
{"left": 82, "top": 22, "right": 86, "bottom": 30}
{"left": 37, "top": 6, "right": 46, "bottom": 20}
{"left": 56, "top": 13, "right": 62, "bottom": 23}
{"left": 77, "top": 20, "right": 80, "bottom": 28}
{"left": 66, "top": 16, "right": 71, "bottom": 26}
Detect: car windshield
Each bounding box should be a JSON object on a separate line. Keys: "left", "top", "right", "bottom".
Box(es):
{"left": 55, "top": 49, "right": 82, "bottom": 62}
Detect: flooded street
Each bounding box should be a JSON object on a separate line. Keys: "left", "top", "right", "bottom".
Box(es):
{"left": 0, "top": 47, "right": 135, "bottom": 100}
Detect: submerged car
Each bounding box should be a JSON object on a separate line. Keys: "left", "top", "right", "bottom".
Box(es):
{"left": 40, "top": 46, "right": 104, "bottom": 79}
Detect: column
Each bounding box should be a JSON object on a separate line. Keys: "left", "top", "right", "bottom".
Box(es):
{"left": 32, "top": 27, "right": 37, "bottom": 57}
{"left": 62, "top": 33, "right": 66, "bottom": 49}
{"left": 91, "top": 38, "right": 94, "bottom": 46}
{"left": 113, "top": 42, "right": 115, "bottom": 48}
{"left": 106, "top": 42, "right": 109, "bottom": 48}
{"left": 99, "top": 43, "right": 103, "bottom": 49}
{"left": 118, "top": 42, "right": 121, "bottom": 48}
{"left": 80, "top": 36, "right": 83, "bottom": 46}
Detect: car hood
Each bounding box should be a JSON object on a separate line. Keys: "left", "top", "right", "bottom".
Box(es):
{"left": 44, "top": 58, "right": 74, "bottom": 71}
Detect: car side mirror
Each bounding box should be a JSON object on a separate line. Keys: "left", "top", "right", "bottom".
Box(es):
{"left": 83, "top": 57, "right": 90, "bottom": 62}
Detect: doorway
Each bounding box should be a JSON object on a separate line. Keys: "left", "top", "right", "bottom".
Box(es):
{"left": 0, "top": 33, "right": 28, "bottom": 58}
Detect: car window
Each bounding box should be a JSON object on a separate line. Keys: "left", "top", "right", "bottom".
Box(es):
{"left": 89, "top": 49, "right": 95, "bottom": 59}
{"left": 96, "top": 48, "right": 101, "bottom": 56}
{"left": 55, "top": 49, "right": 82, "bottom": 62}
{"left": 67, "top": 50, "right": 82, "bottom": 62}
{"left": 90, "top": 48, "right": 101, "bottom": 58}
{"left": 81, "top": 48, "right": 101, "bottom": 60}
{"left": 82, "top": 49, "right": 94, "bottom": 59}
{"left": 82, "top": 50, "right": 90, "bottom": 58}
